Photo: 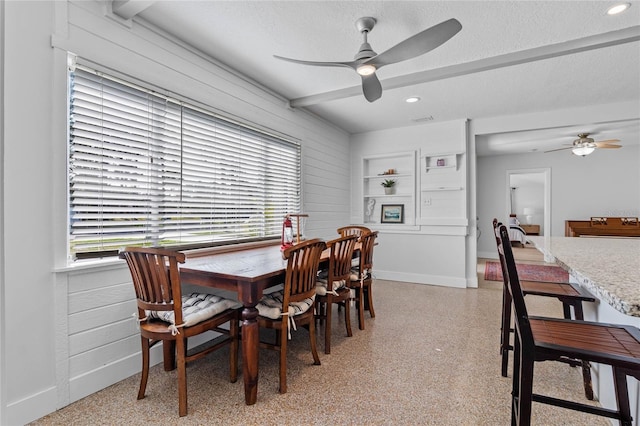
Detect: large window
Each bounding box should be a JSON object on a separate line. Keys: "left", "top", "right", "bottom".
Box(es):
{"left": 69, "top": 66, "right": 301, "bottom": 260}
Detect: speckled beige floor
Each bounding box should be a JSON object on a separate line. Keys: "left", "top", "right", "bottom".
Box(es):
{"left": 30, "top": 247, "right": 609, "bottom": 425}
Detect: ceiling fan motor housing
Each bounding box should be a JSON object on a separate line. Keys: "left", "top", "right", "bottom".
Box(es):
{"left": 355, "top": 17, "right": 376, "bottom": 34}
{"left": 575, "top": 133, "right": 594, "bottom": 144}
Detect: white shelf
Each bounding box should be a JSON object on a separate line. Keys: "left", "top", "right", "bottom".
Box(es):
{"left": 364, "top": 173, "right": 412, "bottom": 179}
{"left": 425, "top": 165, "right": 456, "bottom": 171}
{"left": 361, "top": 151, "right": 417, "bottom": 226}
{"left": 422, "top": 152, "right": 463, "bottom": 172}
{"left": 422, "top": 186, "right": 464, "bottom": 191}
{"left": 365, "top": 193, "right": 413, "bottom": 198}
{"left": 420, "top": 151, "right": 466, "bottom": 224}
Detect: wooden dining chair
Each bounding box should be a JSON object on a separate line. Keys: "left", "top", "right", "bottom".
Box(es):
{"left": 256, "top": 238, "right": 326, "bottom": 393}
{"left": 348, "top": 230, "right": 378, "bottom": 330}
{"left": 492, "top": 219, "right": 595, "bottom": 400}
{"left": 315, "top": 234, "right": 358, "bottom": 354}
{"left": 497, "top": 224, "right": 640, "bottom": 426}
{"left": 337, "top": 224, "right": 371, "bottom": 271}
{"left": 119, "top": 247, "right": 240, "bottom": 417}
{"left": 337, "top": 225, "right": 371, "bottom": 238}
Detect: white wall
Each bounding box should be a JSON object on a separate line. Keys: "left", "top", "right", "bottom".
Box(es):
{"left": 1, "top": 1, "right": 350, "bottom": 424}
{"left": 350, "top": 119, "right": 472, "bottom": 288}
{"left": 476, "top": 143, "right": 640, "bottom": 258}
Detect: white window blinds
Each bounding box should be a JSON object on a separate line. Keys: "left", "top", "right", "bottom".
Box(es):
{"left": 69, "top": 67, "right": 301, "bottom": 259}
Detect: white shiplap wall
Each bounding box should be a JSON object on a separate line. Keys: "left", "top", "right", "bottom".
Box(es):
{"left": 2, "top": 1, "right": 350, "bottom": 424}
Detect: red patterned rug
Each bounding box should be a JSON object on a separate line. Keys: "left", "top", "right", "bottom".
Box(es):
{"left": 484, "top": 261, "right": 569, "bottom": 283}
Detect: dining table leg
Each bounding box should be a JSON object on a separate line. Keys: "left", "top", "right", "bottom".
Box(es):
{"left": 241, "top": 304, "right": 260, "bottom": 405}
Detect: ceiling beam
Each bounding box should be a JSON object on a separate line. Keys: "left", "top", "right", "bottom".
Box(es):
{"left": 112, "top": 0, "right": 156, "bottom": 20}
{"left": 289, "top": 25, "right": 640, "bottom": 108}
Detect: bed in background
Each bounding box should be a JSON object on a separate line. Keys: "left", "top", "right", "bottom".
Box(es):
{"left": 508, "top": 225, "right": 528, "bottom": 245}
{"left": 506, "top": 214, "right": 528, "bottom": 245}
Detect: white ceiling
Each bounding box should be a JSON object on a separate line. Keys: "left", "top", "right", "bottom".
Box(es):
{"left": 116, "top": 0, "right": 640, "bottom": 155}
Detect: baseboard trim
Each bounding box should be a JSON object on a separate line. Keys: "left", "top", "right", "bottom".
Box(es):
{"left": 375, "top": 270, "right": 467, "bottom": 288}
{"left": 6, "top": 385, "right": 57, "bottom": 425}
{"left": 477, "top": 251, "right": 498, "bottom": 259}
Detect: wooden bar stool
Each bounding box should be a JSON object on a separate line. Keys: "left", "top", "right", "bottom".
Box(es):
{"left": 492, "top": 219, "right": 595, "bottom": 400}
{"left": 497, "top": 224, "right": 640, "bottom": 425}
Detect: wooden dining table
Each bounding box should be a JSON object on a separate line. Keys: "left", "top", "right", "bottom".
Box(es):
{"left": 179, "top": 241, "right": 334, "bottom": 405}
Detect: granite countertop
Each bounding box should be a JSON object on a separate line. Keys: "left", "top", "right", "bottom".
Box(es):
{"left": 529, "top": 236, "right": 640, "bottom": 317}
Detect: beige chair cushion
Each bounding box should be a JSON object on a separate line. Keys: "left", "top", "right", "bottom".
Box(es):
{"left": 147, "top": 293, "right": 239, "bottom": 327}
{"left": 257, "top": 290, "right": 315, "bottom": 320}
{"left": 315, "top": 277, "right": 346, "bottom": 296}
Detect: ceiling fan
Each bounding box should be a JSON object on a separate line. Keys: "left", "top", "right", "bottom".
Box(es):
{"left": 274, "top": 17, "right": 462, "bottom": 103}
{"left": 545, "top": 133, "right": 622, "bottom": 156}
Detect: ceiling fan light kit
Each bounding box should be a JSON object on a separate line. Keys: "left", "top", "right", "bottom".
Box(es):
{"left": 572, "top": 145, "right": 596, "bottom": 156}
{"left": 274, "top": 16, "right": 462, "bottom": 103}
{"left": 357, "top": 64, "right": 376, "bottom": 76}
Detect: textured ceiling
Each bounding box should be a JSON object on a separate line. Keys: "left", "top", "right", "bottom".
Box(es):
{"left": 125, "top": 1, "right": 640, "bottom": 154}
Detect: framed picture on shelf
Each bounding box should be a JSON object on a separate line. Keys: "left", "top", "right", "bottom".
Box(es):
{"left": 381, "top": 204, "right": 404, "bottom": 224}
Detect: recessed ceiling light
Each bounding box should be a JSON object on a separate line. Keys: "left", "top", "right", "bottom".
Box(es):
{"left": 405, "top": 96, "right": 421, "bottom": 103}
{"left": 607, "top": 3, "right": 631, "bottom": 15}
{"left": 412, "top": 116, "right": 433, "bottom": 122}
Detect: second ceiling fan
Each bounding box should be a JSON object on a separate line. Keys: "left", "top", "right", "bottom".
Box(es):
{"left": 274, "top": 17, "right": 462, "bottom": 103}
{"left": 545, "top": 133, "right": 622, "bottom": 156}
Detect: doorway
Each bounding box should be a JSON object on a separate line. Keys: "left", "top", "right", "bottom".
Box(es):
{"left": 506, "top": 168, "right": 550, "bottom": 236}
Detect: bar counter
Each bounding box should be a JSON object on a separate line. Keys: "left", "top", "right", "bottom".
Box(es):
{"left": 529, "top": 236, "right": 640, "bottom": 317}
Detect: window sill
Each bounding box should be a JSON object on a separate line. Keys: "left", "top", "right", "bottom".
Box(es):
{"left": 55, "top": 239, "right": 281, "bottom": 273}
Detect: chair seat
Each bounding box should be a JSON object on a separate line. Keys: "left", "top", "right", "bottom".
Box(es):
{"left": 531, "top": 317, "right": 640, "bottom": 361}
{"left": 315, "top": 277, "right": 346, "bottom": 296}
{"left": 257, "top": 290, "right": 315, "bottom": 320}
{"left": 521, "top": 280, "right": 595, "bottom": 300}
{"left": 147, "top": 293, "right": 240, "bottom": 328}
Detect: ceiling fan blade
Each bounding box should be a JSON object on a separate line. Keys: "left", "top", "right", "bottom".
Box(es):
{"left": 544, "top": 146, "right": 574, "bottom": 153}
{"left": 594, "top": 139, "right": 620, "bottom": 145}
{"left": 595, "top": 142, "right": 622, "bottom": 149}
{"left": 367, "top": 18, "right": 462, "bottom": 68}
{"left": 273, "top": 55, "right": 357, "bottom": 70}
{"left": 361, "top": 73, "right": 382, "bottom": 102}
